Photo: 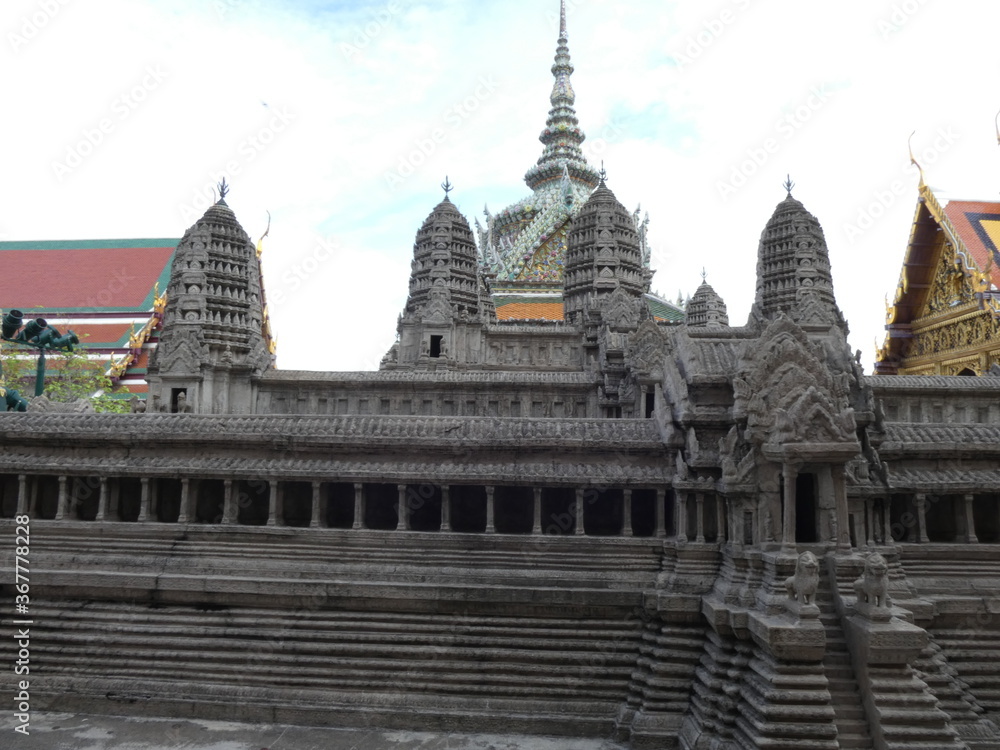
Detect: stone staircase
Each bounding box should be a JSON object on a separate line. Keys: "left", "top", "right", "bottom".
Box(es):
{"left": 816, "top": 571, "right": 875, "bottom": 750}
{"left": 1, "top": 600, "right": 644, "bottom": 736}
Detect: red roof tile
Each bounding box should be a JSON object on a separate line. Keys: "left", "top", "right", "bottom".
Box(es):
{"left": 0, "top": 242, "right": 175, "bottom": 311}
{"left": 944, "top": 201, "right": 1000, "bottom": 288}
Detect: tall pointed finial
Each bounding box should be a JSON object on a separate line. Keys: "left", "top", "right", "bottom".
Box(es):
{"left": 599, "top": 161, "right": 608, "bottom": 185}
{"left": 908, "top": 131, "right": 925, "bottom": 187}
{"left": 560, "top": 0, "right": 567, "bottom": 37}
{"left": 441, "top": 176, "right": 454, "bottom": 197}
{"left": 783, "top": 174, "right": 795, "bottom": 196}
{"left": 217, "top": 177, "right": 230, "bottom": 204}
{"left": 701, "top": 267, "right": 708, "bottom": 282}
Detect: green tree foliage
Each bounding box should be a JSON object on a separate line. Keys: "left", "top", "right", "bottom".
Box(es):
{"left": 0, "top": 345, "right": 131, "bottom": 413}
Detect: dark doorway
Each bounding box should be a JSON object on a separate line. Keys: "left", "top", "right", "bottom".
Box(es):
{"left": 795, "top": 473, "right": 818, "bottom": 543}
{"left": 407, "top": 484, "right": 442, "bottom": 532}
{"left": 0, "top": 474, "right": 19, "bottom": 518}
{"left": 325, "top": 483, "right": 355, "bottom": 529}
{"left": 541, "top": 487, "right": 576, "bottom": 535}
{"left": 495, "top": 486, "right": 533, "bottom": 534}
{"left": 156, "top": 479, "right": 182, "bottom": 522}
{"left": 451, "top": 485, "right": 487, "bottom": 533}
{"left": 364, "top": 483, "right": 398, "bottom": 530}
{"left": 282, "top": 482, "right": 313, "bottom": 527}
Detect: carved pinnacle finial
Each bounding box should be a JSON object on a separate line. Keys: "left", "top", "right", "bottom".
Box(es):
{"left": 599, "top": 161, "right": 608, "bottom": 185}
{"left": 560, "top": 0, "right": 567, "bottom": 37}
{"left": 783, "top": 174, "right": 795, "bottom": 196}
{"left": 441, "top": 176, "right": 453, "bottom": 197}
{"left": 217, "top": 177, "right": 230, "bottom": 204}
{"left": 701, "top": 267, "right": 708, "bottom": 282}
{"left": 908, "top": 131, "right": 926, "bottom": 188}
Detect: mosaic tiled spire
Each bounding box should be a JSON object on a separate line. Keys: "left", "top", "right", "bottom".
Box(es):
{"left": 483, "top": 1, "right": 601, "bottom": 284}
{"left": 523, "top": 1, "right": 600, "bottom": 192}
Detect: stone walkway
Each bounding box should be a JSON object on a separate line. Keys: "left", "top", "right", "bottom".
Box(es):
{"left": 1, "top": 713, "right": 628, "bottom": 750}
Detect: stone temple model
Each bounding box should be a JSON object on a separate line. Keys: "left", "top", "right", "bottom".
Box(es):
{"left": 3, "top": 4, "right": 1000, "bottom": 750}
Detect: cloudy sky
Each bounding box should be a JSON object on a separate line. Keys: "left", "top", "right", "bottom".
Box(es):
{"left": 2, "top": 0, "right": 998, "bottom": 372}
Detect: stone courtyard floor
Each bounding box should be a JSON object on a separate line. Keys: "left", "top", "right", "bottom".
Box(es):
{"left": 1, "top": 712, "right": 628, "bottom": 750}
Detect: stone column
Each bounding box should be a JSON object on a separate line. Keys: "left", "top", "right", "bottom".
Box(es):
{"left": 353, "top": 483, "right": 364, "bottom": 530}
{"left": 916, "top": 493, "right": 929, "bottom": 543}
{"left": 222, "top": 479, "right": 234, "bottom": 525}
{"left": 95, "top": 479, "right": 109, "bottom": 521}
{"left": 965, "top": 494, "right": 978, "bottom": 543}
{"left": 533, "top": 488, "right": 542, "bottom": 534}
{"left": 178, "top": 478, "right": 191, "bottom": 524}
{"left": 715, "top": 494, "right": 725, "bottom": 543}
{"left": 16, "top": 475, "right": 28, "bottom": 518}
{"left": 695, "top": 493, "right": 706, "bottom": 543}
{"left": 267, "top": 480, "right": 281, "bottom": 527}
{"left": 833, "top": 465, "right": 851, "bottom": 550}
{"left": 622, "top": 489, "right": 633, "bottom": 537}
{"left": 485, "top": 486, "right": 495, "bottom": 534}
{"left": 139, "top": 478, "right": 150, "bottom": 523}
{"left": 782, "top": 464, "right": 798, "bottom": 549}
{"left": 656, "top": 489, "right": 666, "bottom": 537}
{"left": 676, "top": 491, "right": 688, "bottom": 543}
{"left": 311, "top": 481, "right": 322, "bottom": 529}
{"left": 397, "top": 485, "right": 408, "bottom": 531}
{"left": 575, "top": 488, "right": 585, "bottom": 536}
{"left": 865, "top": 499, "right": 875, "bottom": 547}
{"left": 55, "top": 476, "right": 69, "bottom": 521}
{"left": 441, "top": 486, "right": 451, "bottom": 532}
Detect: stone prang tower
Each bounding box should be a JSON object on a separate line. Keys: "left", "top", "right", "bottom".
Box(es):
{"left": 147, "top": 187, "right": 272, "bottom": 413}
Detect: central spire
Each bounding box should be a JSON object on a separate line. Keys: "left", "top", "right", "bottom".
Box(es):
{"left": 523, "top": 1, "right": 600, "bottom": 192}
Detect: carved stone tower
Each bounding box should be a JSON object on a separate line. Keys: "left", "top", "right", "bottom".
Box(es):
{"left": 685, "top": 277, "right": 729, "bottom": 328}
{"left": 147, "top": 191, "right": 271, "bottom": 414}
{"left": 751, "top": 190, "right": 844, "bottom": 330}
{"left": 563, "top": 178, "right": 650, "bottom": 326}
{"left": 384, "top": 191, "right": 496, "bottom": 369}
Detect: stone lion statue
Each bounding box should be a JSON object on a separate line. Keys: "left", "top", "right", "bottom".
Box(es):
{"left": 785, "top": 551, "right": 820, "bottom": 605}
{"left": 854, "top": 552, "right": 890, "bottom": 609}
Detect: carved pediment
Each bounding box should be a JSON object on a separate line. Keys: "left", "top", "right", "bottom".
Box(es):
{"left": 735, "top": 315, "right": 856, "bottom": 447}
{"left": 626, "top": 320, "right": 666, "bottom": 375}
{"left": 151, "top": 327, "right": 206, "bottom": 375}
{"left": 423, "top": 286, "right": 453, "bottom": 324}
{"left": 599, "top": 286, "right": 641, "bottom": 330}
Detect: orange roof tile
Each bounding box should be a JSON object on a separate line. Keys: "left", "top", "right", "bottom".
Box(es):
{"left": 496, "top": 302, "right": 564, "bottom": 321}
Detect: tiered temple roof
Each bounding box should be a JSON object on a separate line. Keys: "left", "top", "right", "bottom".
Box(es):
{"left": 0, "top": 238, "right": 177, "bottom": 394}
{"left": 477, "top": 2, "right": 681, "bottom": 324}
{"left": 878, "top": 180, "right": 1000, "bottom": 375}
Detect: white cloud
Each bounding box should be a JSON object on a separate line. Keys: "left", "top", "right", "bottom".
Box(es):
{"left": 2, "top": 0, "right": 998, "bottom": 372}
